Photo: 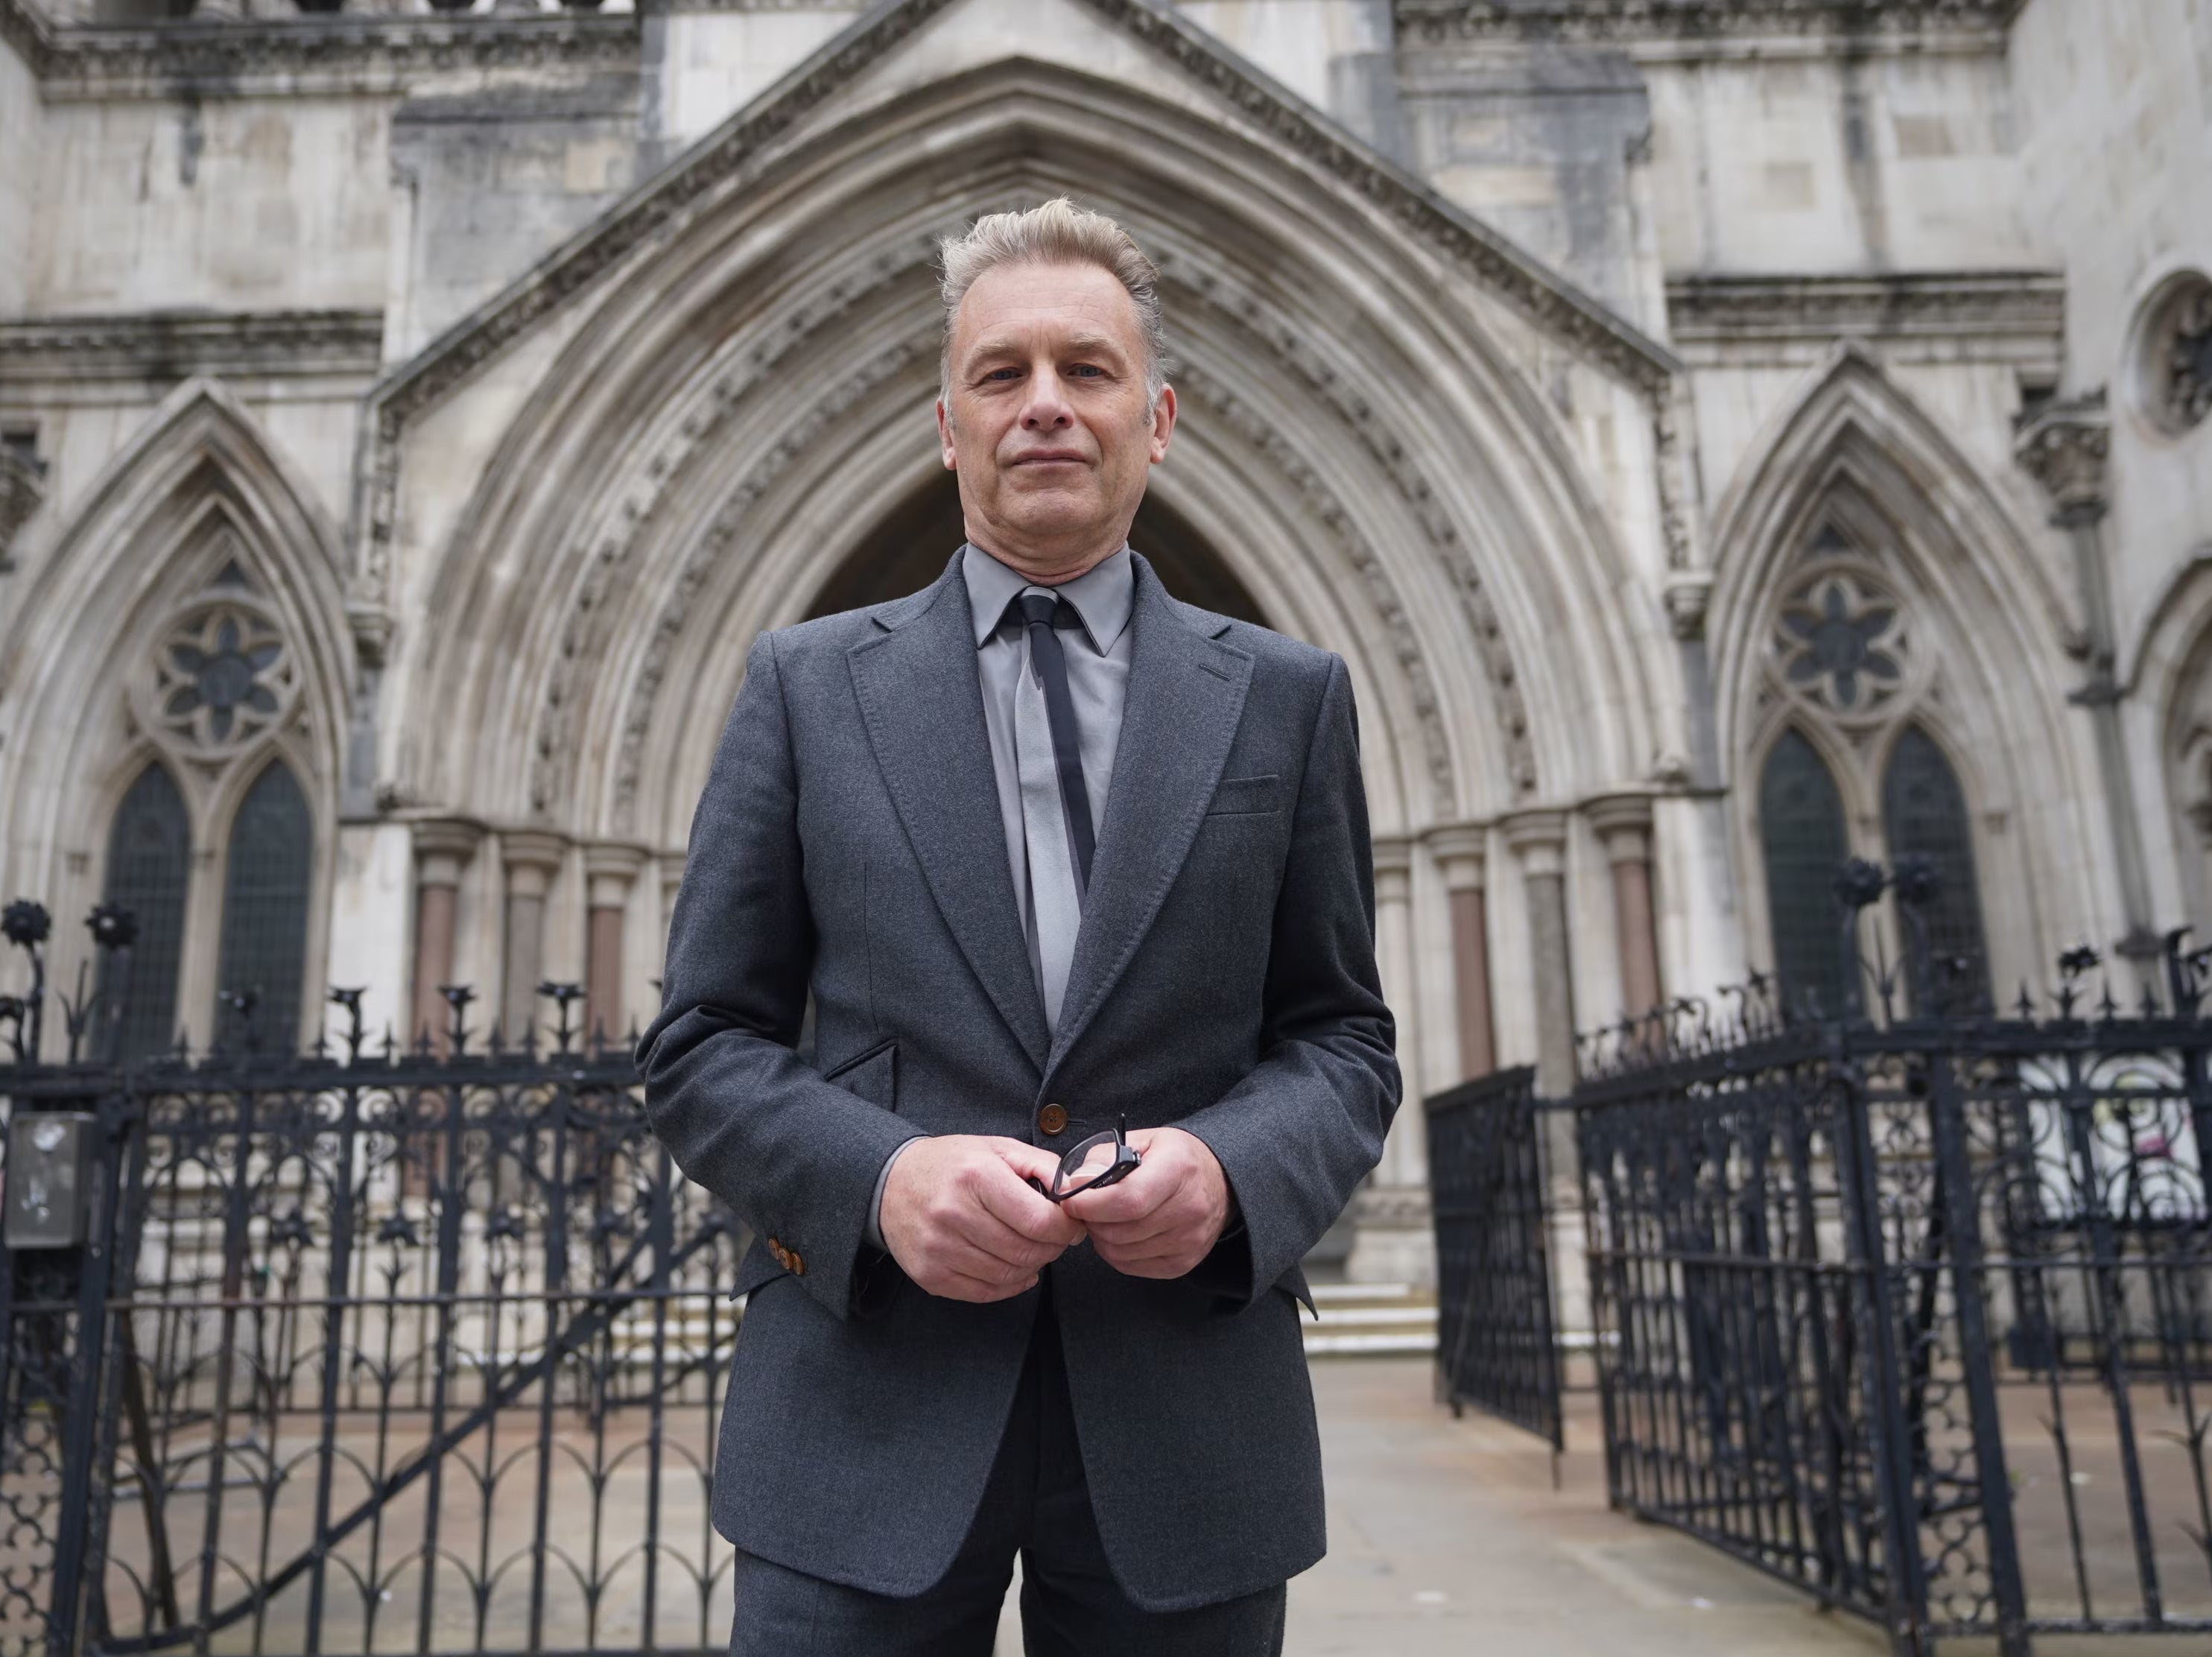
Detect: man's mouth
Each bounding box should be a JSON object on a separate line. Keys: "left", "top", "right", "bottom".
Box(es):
{"left": 1010, "top": 450, "right": 1088, "bottom": 466}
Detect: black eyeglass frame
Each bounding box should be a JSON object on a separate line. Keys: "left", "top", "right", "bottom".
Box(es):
{"left": 1031, "top": 1114, "right": 1141, "bottom": 1203}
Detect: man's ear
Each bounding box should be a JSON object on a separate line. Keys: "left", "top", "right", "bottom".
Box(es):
{"left": 1148, "top": 384, "right": 1177, "bottom": 464}
{"left": 936, "top": 398, "right": 958, "bottom": 470}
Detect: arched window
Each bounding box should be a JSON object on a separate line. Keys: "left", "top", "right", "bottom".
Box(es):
{"left": 216, "top": 761, "right": 313, "bottom": 1048}
{"left": 1883, "top": 725, "right": 1991, "bottom": 1015}
{"left": 102, "top": 763, "right": 191, "bottom": 1058}
{"left": 1760, "top": 729, "right": 1853, "bottom": 1018}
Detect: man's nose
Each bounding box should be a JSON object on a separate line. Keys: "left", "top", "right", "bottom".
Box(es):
{"left": 1020, "top": 377, "right": 1074, "bottom": 430}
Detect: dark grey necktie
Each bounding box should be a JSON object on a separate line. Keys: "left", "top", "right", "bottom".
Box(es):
{"left": 1015, "top": 592, "right": 1096, "bottom": 892}
{"left": 1009, "top": 589, "right": 1092, "bottom": 1033}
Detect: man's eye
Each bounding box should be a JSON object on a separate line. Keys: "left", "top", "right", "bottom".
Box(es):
{"left": 1068, "top": 364, "right": 1105, "bottom": 378}
{"left": 980, "top": 367, "right": 1021, "bottom": 383}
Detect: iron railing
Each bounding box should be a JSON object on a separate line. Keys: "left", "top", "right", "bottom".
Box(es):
{"left": 1431, "top": 858, "right": 2212, "bottom": 1656}
{"left": 1424, "top": 1066, "right": 1562, "bottom": 1450}
{"left": 0, "top": 902, "right": 747, "bottom": 1657}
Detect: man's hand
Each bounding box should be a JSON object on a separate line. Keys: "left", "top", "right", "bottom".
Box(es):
{"left": 1059, "top": 1127, "right": 1232, "bottom": 1279}
{"left": 880, "top": 1135, "right": 1088, "bottom": 1302}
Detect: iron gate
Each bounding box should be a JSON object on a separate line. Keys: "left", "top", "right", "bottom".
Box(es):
{"left": 1566, "top": 872, "right": 2212, "bottom": 1655}
{"left": 0, "top": 907, "right": 747, "bottom": 1657}
{"left": 1423, "top": 1067, "right": 1562, "bottom": 1449}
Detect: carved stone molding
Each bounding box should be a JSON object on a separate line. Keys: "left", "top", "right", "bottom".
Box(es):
{"left": 0, "top": 447, "right": 44, "bottom": 567}
{"left": 1582, "top": 792, "right": 1652, "bottom": 863}
{"left": 10, "top": 0, "right": 638, "bottom": 101}
{"left": 352, "top": 0, "right": 1680, "bottom": 620}
{"left": 1499, "top": 807, "right": 1569, "bottom": 878}
{"left": 1397, "top": 0, "right": 2024, "bottom": 56}
{"left": 1425, "top": 821, "right": 1487, "bottom": 891}
{"left": 2014, "top": 390, "right": 2110, "bottom": 522}
{"left": 1666, "top": 271, "right": 2065, "bottom": 365}
{"left": 0, "top": 309, "right": 384, "bottom": 384}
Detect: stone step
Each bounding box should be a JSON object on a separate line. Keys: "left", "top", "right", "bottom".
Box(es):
{"left": 1302, "top": 1281, "right": 1436, "bottom": 1358}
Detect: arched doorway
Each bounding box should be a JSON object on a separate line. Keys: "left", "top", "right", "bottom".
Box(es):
{"left": 804, "top": 472, "right": 1267, "bottom": 625}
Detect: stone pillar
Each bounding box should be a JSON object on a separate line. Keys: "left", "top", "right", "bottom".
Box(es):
{"left": 583, "top": 845, "right": 646, "bottom": 1045}
{"left": 499, "top": 831, "right": 566, "bottom": 1044}
{"left": 2017, "top": 391, "right": 2159, "bottom": 972}
{"left": 1500, "top": 811, "right": 1576, "bottom": 1098}
{"left": 1346, "top": 836, "right": 1433, "bottom": 1285}
{"left": 1585, "top": 794, "right": 1661, "bottom": 1027}
{"left": 1426, "top": 823, "right": 1495, "bottom": 1081}
{"left": 410, "top": 820, "right": 481, "bottom": 1054}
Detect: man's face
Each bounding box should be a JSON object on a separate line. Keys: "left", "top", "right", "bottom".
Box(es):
{"left": 937, "top": 259, "right": 1176, "bottom": 577}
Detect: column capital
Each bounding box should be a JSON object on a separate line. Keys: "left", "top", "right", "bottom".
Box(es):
{"left": 658, "top": 849, "right": 688, "bottom": 897}
{"left": 2014, "top": 390, "right": 2109, "bottom": 522}
{"left": 583, "top": 843, "right": 648, "bottom": 910}
{"left": 1583, "top": 793, "right": 1655, "bottom": 864}
{"left": 500, "top": 830, "right": 568, "bottom": 899}
{"left": 1371, "top": 835, "right": 1413, "bottom": 902}
{"left": 1424, "top": 822, "right": 1488, "bottom": 892}
{"left": 411, "top": 818, "right": 483, "bottom": 887}
{"left": 1499, "top": 808, "right": 1569, "bottom": 878}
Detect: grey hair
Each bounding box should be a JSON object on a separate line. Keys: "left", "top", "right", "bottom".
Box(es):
{"left": 938, "top": 197, "right": 1172, "bottom": 405}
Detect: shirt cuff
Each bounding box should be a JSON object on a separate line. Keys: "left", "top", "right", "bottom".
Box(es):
{"left": 862, "top": 1138, "right": 921, "bottom": 1252}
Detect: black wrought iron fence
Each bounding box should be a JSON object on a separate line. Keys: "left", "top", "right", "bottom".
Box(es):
{"left": 1424, "top": 1067, "right": 1562, "bottom": 1451}
{"left": 0, "top": 902, "right": 747, "bottom": 1657}
{"left": 1430, "top": 858, "right": 2212, "bottom": 1656}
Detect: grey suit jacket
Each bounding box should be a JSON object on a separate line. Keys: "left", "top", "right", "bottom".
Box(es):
{"left": 638, "top": 548, "right": 1398, "bottom": 1612}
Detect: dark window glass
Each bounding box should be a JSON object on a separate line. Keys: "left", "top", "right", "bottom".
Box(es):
{"left": 1883, "top": 725, "right": 1991, "bottom": 1016}
{"left": 1760, "top": 729, "right": 1854, "bottom": 1018}
{"left": 216, "top": 761, "right": 313, "bottom": 1051}
{"left": 101, "top": 763, "right": 191, "bottom": 1058}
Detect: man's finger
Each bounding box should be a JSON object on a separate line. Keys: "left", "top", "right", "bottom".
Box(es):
{"left": 1062, "top": 1160, "right": 1175, "bottom": 1225}
{"left": 984, "top": 1138, "right": 1065, "bottom": 1185}
{"left": 972, "top": 1159, "right": 1088, "bottom": 1244}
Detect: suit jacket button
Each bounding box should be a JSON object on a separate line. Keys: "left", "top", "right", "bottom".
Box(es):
{"left": 787, "top": 1251, "right": 805, "bottom": 1276}
{"left": 1038, "top": 1103, "right": 1068, "bottom": 1135}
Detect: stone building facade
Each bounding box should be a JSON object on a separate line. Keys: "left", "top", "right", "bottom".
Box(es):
{"left": 1, "top": 0, "right": 2207, "bottom": 1278}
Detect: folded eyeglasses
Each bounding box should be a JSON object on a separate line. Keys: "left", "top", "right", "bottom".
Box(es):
{"left": 1031, "top": 1115, "right": 1141, "bottom": 1203}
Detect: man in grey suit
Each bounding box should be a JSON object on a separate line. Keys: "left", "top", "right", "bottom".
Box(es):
{"left": 639, "top": 197, "right": 1399, "bottom": 1655}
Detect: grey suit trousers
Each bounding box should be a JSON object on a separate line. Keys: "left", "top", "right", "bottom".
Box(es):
{"left": 728, "top": 1277, "right": 1287, "bottom": 1657}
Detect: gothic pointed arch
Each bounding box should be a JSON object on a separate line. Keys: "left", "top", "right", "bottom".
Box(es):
{"left": 371, "top": 41, "right": 1676, "bottom": 854}
{"left": 0, "top": 378, "right": 352, "bottom": 1050}
{"left": 2137, "top": 551, "right": 2212, "bottom": 933}
{"left": 1707, "top": 346, "right": 2082, "bottom": 995}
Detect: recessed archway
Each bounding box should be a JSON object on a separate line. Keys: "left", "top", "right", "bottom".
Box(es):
{"left": 804, "top": 471, "right": 1269, "bottom": 626}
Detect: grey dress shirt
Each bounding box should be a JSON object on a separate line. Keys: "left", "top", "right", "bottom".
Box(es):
{"left": 861, "top": 542, "right": 1135, "bottom": 1249}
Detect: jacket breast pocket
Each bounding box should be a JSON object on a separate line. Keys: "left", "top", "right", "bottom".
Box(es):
{"left": 1204, "top": 773, "right": 1284, "bottom": 817}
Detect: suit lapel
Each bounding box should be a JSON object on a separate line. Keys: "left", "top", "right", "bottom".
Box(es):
{"left": 1049, "top": 557, "right": 1252, "bottom": 1073}
{"left": 847, "top": 557, "right": 1051, "bottom": 1072}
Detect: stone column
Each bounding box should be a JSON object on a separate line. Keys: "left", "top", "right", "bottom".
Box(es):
{"left": 410, "top": 820, "right": 481, "bottom": 1054}
{"left": 1500, "top": 811, "right": 1576, "bottom": 1098}
{"left": 1346, "top": 836, "right": 1433, "bottom": 1285}
{"left": 1426, "top": 823, "right": 1495, "bottom": 1081}
{"left": 2017, "top": 391, "right": 2160, "bottom": 972}
{"left": 1585, "top": 794, "right": 1662, "bottom": 1028}
{"left": 583, "top": 845, "right": 646, "bottom": 1045}
{"left": 498, "top": 831, "right": 566, "bottom": 1044}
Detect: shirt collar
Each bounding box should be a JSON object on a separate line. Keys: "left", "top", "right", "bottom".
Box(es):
{"left": 963, "top": 542, "right": 1135, "bottom": 655}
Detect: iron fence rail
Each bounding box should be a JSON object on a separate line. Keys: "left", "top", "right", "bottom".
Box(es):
{"left": 1423, "top": 1067, "right": 1562, "bottom": 1451}
{"left": 0, "top": 1031, "right": 748, "bottom": 1657}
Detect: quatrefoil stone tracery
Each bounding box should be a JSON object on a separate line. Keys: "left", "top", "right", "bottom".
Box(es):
{"left": 142, "top": 603, "right": 298, "bottom": 758}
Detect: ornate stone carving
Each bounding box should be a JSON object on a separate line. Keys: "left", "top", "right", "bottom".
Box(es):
{"left": 1396, "top": 0, "right": 2024, "bottom": 51}
{"left": 21, "top": 1, "right": 637, "bottom": 101}
{"left": 2013, "top": 390, "right": 2109, "bottom": 521}
{"left": 136, "top": 596, "right": 301, "bottom": 761}
{"left": 2137, "top": 272, "right": 2212, "bottom": 436}
{"left": 0, "top": 309, "right": 384, "bottom": 384}
{"left": 352, "top": 0, "right": 1682, "bottom": 618}
{"left": 1771, "top": 568, "right": 1908, "bottom": 720}
{"left": 1666, "top": 272, "right": 2065, "bottom": 361}
{"left": 0, "top": 445, "right": 44, "bottom": 567}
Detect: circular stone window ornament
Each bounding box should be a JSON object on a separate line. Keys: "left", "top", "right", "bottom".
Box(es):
{"left": 1769, "top": 564, "right": 1915, "bottom": 724}
{"left": 2136, "top": 270, "right": 2212, "bottom": 436}
{"left": 135, "top": 599, "right": 300, "bottom": 760}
